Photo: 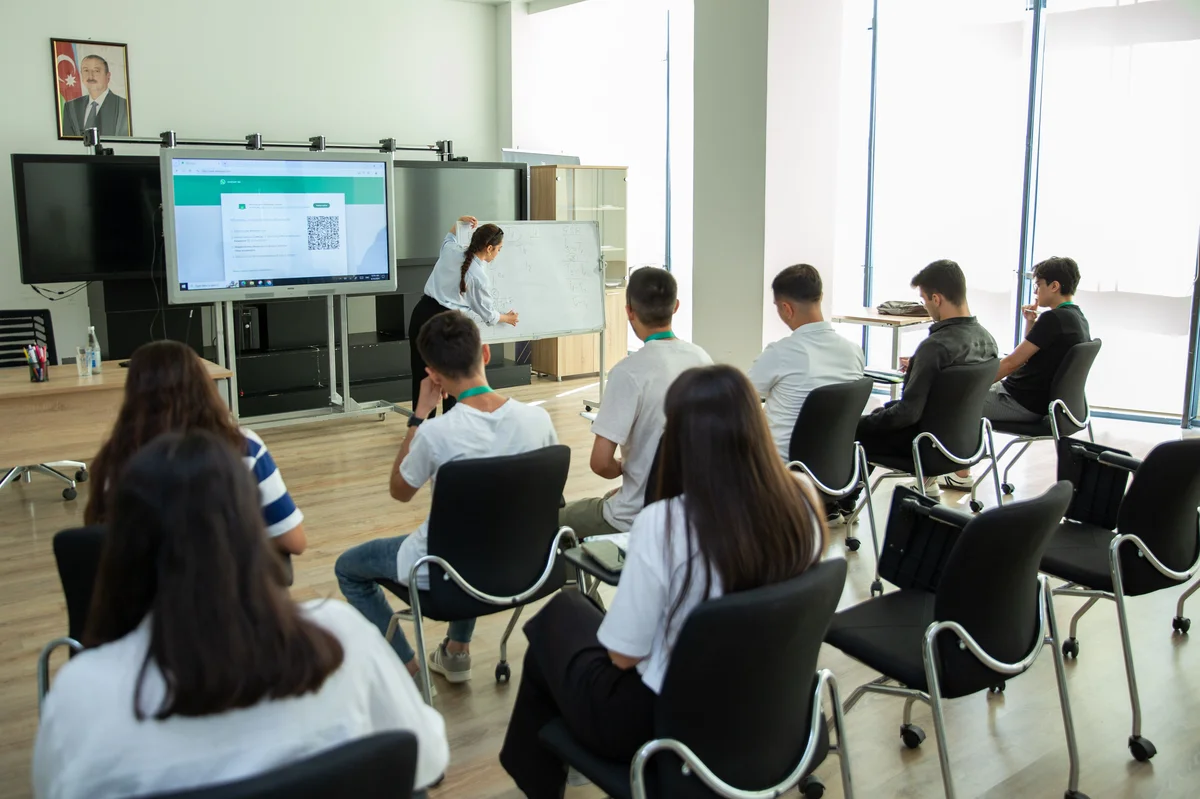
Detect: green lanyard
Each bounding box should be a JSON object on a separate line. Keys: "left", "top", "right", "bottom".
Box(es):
{"left": 644, "top": 332, "right": 675, "bottom": 342}
{"left": 1057, "top": 301, "right": 1075, "bottom": 308}
{"left": 457, "top": 385, "right": 494, "bottom": 400}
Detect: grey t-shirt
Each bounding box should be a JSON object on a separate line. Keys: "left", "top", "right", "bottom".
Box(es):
{"left": 592, "top": 337, "right": 713, "bottom": 531}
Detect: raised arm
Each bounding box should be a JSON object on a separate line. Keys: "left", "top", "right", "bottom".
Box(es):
{"left": 449, "top": 215, "right": 478, "bottom": 234}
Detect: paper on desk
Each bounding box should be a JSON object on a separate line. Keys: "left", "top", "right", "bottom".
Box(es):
{"left": 584, "top": 532, "right": 630, "bottom": 554}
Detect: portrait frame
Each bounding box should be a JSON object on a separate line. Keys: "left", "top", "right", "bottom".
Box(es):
{"left": 50, "top": 38, "right": 134, "bottom": 141}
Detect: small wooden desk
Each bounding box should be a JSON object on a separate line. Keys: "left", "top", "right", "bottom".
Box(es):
{"left": 832, "top": 308, "right": 934, "bottom": 400}
{"left": 1, "top": 359, "right": 232, "bottom": 467}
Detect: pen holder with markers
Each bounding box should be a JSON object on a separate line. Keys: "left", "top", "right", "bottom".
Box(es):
{"left": 29, "top": 357, "right": 49, "bottom": 383}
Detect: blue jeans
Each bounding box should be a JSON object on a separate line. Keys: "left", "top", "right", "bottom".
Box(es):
{"left": 334, "top": 535, "right": 475, "bottom": 664}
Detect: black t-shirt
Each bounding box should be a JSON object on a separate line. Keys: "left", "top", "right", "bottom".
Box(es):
{"left": 1002, "top": 304, "right": 1091, "bottom": 414}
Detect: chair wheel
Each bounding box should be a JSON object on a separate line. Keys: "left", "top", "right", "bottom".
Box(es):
{"left": 989, "top": 681, "right": 1005, "bottom": 694}
{"left": 901, "top": 723, "right": 926, "bottom": 749}
{"left": 1001, "top": 482, "right": 1014, "bottom": 495}
{"left": 1062, "top": 638, "right": 1079, "bottom": 659}
{"left": 1172, "top": 616, "right": 1190, "bottom": 634}
{"left": 870, "top": 579, "right": 884, "bottom": 597}
{"left": 1064, "top": 791, "right": 1092, "bottom": 799}
{"left": 845, "top": 537, "right": 861, "bottom": 552}
{"left": 62, "top": 487, "right": 77, "bottom": 501}
{"left": 495, "top": 662, "right": 511, "bottom": 683}
{"left": 969, "top": 499, "right": 984, "bottom": 513}
{"left": 1128, "top": 735, "right": 1156, "bottom": 762}
{"left": 800, "top": 774, "right": 825, "bottom": 798}
{"left": 75, "top": 469, "right": 88, "bottom": 483}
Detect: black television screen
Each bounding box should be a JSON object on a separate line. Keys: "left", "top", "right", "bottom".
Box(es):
{"left": 12, "top": 154, "right": 163, "bottom": 283}
{"left": 392, "top": 161, "right": 526, "bottom": 263}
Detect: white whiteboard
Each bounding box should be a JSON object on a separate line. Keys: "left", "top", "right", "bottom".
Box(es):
{"left": 469, "top": 221, "right": 606, "bottom": 344}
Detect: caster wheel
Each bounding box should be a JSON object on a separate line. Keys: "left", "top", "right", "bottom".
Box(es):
{"left": 1128, "top": 735, "right": 1156, "bottom": 762}
{"left": 989, "top": 681, "right": 1005, "bottom": 694}
{"left": 846, "top": 537, "right": 861, "bottom": 552}
{"left": 870, "top": 579, "right": 884, "bottom": 597}
{"left": 75, "top": 469, "right": 88, "bottom": 483}
{"left": 62, "top": 487, "right": 77, "bottom": 501}
{"left": 584, "top": 406, "right": 593, "bottom": 412}
{"left": 1062, "top": 638, "right": 1079, "bottom": 659}
{"left": 1001, "top": 482, "right": 1014, "bottom": 496}
{"left": 495, "top": 662, "right": 511, "bottom": 683}
{"left": 900, "top": 723, "right": 926, "bottom": 750}
{"left": 1064, "top": 791, "right": 1092, "bottom": 799}
{"left": 969, "top": 499, "right": 984, "bottom": 513}
{"left": 800, "top": 774, "right": 825, "bottom": 798}
{"left": 1172, "top": 616, "right": 1190, "bottom": 634}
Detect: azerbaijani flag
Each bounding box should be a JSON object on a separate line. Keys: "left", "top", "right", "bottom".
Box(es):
{"left": 54, "top": 41, "right": 82, "bottom": 117}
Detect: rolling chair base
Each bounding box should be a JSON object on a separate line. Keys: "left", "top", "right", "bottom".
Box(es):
{"left": 1, "top": 463, "right": 87, "bottom": 501}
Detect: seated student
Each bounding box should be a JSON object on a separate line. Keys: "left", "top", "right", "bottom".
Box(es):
{"left": 499, "top": 365, "right": 827, "bottom": 799}
{"left": 749, "top": 263, "right": 866, "bottom": 460}
{"left": 336, "top": 310, "right": 558, "bottom": 686}
{"left": 941, "top": 257, "right": 1090, "bottom": 488}
{"left": 33, "top": 431, "right": 448, "bottom": 799}
{"left": 559, "top": 266, "right": 712, "bottom": 538}
{"left": 85, "top": 340, "right": 306, "bottom": 556}
{"left": 855, "top": 260, "right": 998, "bottom": 495}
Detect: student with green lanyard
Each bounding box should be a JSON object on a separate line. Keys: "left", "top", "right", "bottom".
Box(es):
{"left": 335, "top": 310, "right": 558, "bottom": 687}
{"left": 943, "top": 256, "right": 1090, "bottom": 489}
{"left": 559, "top": 267, "right": 712, "bottom": 539}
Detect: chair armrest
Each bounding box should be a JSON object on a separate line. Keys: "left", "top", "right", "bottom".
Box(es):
{"left": 1098, "top": 451, "right": 1142, "bottom": 474}
{"left": 900, "top": 497, "right": 972, "bottom": 530}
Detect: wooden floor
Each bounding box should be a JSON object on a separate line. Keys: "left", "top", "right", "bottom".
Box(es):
{"left": 2, "top": 375, "right": 1198, "bottom": 798}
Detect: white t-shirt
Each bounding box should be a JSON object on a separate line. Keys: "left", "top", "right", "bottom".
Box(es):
{"left": 422, "top": 233, "right": 501, "bottom": 326}
{"left": 396, "top": 399, "right": 559, "bottom": 589}
{"left": 33, "top": 600, "right": 449, "bottom": 799}
{"left": 592, "top": 338, "right": 712, "bottom": 531}
{"left": 597, "top": 492, "right": 825, "bottom": 694}
{"left": 748, "top": 321, "right": 865, "bottom": 459}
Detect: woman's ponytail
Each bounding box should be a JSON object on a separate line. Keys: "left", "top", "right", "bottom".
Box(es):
{"left": 458, "top": 224, "right": 505, "bottom": 295}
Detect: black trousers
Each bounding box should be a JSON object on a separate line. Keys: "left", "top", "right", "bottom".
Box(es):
{"left": 855, "top": 421, "right": 920, "bottom": 466}
{"left": 499, "top": 590, "right": 657, "bottom": 799}
{"left": 407, "top": 294, "right": 456, "bottom": 418}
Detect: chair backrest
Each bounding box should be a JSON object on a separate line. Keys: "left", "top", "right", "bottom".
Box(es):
{"left": 653, "top": 558, "right": 848, "bottom": 796}
{"left": 53, "top": 526, "right": 107, "bottom": 642}
{"left": 140, "top": 731, "right": 418, "bottom": 799}
{"left": 932, "top": 481, "right": 1072, "bottom": 698}
{"left": 788, "top": 377, "right": 874, "bottom": 490}
{"left": 1115, "top": 438, "right": 1200, "bottom": 595}
{"left": 915, "top": 358, "right": 999, "bottom": 476}
{"left": 0, "top": 308, "right": 55, "bottom": 369}
{"left": 425, "top": 445, "right": 571, "bottom": 613}
{"left": 644, "top": 436, "right": 665, "bottom": 506}
{"left": 1047, "top": 339, "right": 1102, "bottom": 436}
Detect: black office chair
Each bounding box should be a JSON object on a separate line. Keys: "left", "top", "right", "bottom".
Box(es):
{"left": 827, "top": 482, "right": 1088, "bottom": 799}
{"left": 972, "top": 339, "right": 1102, "bottom": 497}
{"left": 139, "top": 731, "right": 419, "bottom": 799}
{"left": 538, "top": 559, "right": 853, "bottom": 799}
{"left": 0, "top": 309, "right": 88, "bottom": 500}
{"left": 375, "top": 445, "right": 576, "bottom": 704}
{"left": 786, "top": 377, "right": 876, "bottom": 553}
{"left": 1040, "top": 437, "right": 1200, "bottom": 762}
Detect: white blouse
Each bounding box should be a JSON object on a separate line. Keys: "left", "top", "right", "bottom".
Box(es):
{"left": 422, "top": 233, "right": 501, "bottom": 325}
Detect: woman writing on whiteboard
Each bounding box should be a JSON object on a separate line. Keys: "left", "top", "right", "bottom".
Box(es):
{"left": 408, "top": 215, "right": 518, "bottom": 417}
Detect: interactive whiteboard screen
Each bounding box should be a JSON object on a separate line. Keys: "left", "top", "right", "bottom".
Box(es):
{"left": 161, "top": 149, "right": 396, "bottom": 303}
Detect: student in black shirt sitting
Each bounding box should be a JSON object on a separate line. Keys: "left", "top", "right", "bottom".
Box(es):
{"left": 943, "top": 256, "right": 1090, "bottom": 489}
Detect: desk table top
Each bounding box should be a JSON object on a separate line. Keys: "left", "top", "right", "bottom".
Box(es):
{"left": 832, "top": 308, "right": 934, "bottom": 328}
{"left": 0, "top": 359, "right": 231, "bottom": 402}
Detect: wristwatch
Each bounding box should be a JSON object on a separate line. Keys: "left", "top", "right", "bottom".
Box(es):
{"left": 407, "top": 414, "right": 424, "bottom": 428}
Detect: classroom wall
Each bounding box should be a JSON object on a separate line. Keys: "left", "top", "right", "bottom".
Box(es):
{"left": 0, "top": 0, "right": 499, "bottom": 360}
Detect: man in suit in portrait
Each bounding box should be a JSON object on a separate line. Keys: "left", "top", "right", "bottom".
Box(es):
{"left": 62, "top": 54, "right": 130, "bottom": 137}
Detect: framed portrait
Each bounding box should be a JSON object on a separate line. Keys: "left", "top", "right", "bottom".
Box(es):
{"left": 51, "top": 38, "right": 133, "bottom": 140}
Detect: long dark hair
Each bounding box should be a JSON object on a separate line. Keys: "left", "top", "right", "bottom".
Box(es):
{"left": 85, "top": 340, "right": 242, "bottom": 525}
{"left": 85, "top": 430, "right": 344, "bottom": 720}
{"left": 656, "top": 365, "right": 827, "bottom": 627}
{"left": 460, "top": 223, "right": 504, "bottom": 294}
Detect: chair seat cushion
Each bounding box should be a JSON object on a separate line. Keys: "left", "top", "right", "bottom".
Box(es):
{"left": 870, "top": 454, "right": 915, "bottom": 474}
{"left": 990, "top": 418, "right": 1052, "bottom": 438}
{"left": 1039, "top": 521, "right": 1115, "bottom": 592}
{"left": 825, "top": 590, "right": 935, "bottom": 692}
{"left": 538, "top": 713, "right": 830, "bottom": 799}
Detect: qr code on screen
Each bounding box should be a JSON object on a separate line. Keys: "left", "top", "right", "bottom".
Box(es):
{"left": 307, "top": 216, "right": 340, "bottom": 250}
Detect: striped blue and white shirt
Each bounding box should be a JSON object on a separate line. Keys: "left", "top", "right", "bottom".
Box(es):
{"left": 241, "top": 428, "right": 303, "bottom": 537}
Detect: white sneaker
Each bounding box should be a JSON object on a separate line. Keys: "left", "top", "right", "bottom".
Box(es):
{"left": 921, "top": 477, "right": 942, "bottom": 497}
{"left": 939, "top": 472, "right": 974, "bottom": 491}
